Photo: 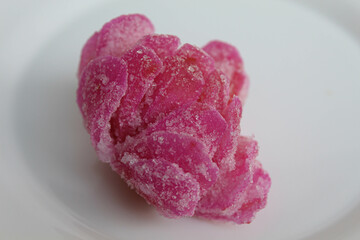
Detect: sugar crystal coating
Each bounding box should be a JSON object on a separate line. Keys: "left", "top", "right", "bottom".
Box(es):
{"left": 77, "top": 14, "right": 271, "bottom": 223}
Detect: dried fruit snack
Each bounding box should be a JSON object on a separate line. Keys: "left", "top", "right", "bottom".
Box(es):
{"left": 77, "top": 14, "right": 271, "bottom": 224}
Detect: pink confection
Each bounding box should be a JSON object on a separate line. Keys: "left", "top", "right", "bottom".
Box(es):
{"left": 77, "top": 14, "right": 271, "bottom": 223}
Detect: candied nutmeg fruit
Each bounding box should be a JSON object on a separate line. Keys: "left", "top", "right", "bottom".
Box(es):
{"left": 77, "top": 14, "right": 271, "bottom": 224}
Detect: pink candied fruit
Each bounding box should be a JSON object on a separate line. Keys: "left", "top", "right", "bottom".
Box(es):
{"left": 77, "top": 14, "right": 271, "bottom": 223}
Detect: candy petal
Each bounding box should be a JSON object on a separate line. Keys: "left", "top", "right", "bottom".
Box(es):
{"left": 176, "top": 44, "right": 215, "bottom": 77}
{"left": 111, "top": 153, "right": 200, "bottom": 218}
{"left": 137, "top": 34, "right": 181, "bottom": 60}
{"left": 199, "top": 69, "right": 230, "bottom": 114}
{"left": 202, "top": 40, "right": 243, "bottom": 77}
{"left": 77, "top": 56, "right": 128, "bottom": 162}
{"left": 223, "top": 96, "right": 242, "bottom": 132}
{"left": 78, "top": 14, "right": 154, "bottom": 78}
{"left": 97, "top": 14, "right": 155, "bottom": 58}
{"left": 78, "top": 32, "right": 99, "bottom": 78}
{"left": 203, "top": 40, "right": 248, "bottom": 102}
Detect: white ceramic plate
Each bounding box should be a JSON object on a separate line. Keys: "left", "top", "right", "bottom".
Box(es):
{"left": 1, "top": 0, "right": 360, "bottom": 239}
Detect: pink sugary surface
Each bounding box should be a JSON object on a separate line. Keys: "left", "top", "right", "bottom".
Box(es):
{"left": 77, "top": 14, "right": 271, "bottom": 223}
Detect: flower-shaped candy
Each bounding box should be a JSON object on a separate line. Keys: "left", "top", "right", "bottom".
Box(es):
{"left": 77, "top": 14, "right": 271, "bottom": 224}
